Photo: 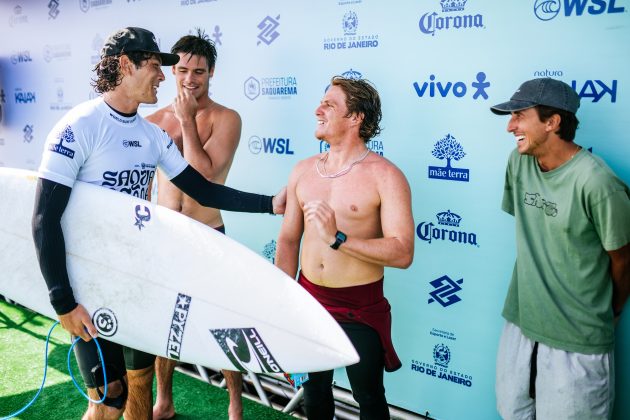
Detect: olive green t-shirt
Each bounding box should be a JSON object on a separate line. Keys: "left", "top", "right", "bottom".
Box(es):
{"left": 502, "top": 148, "right": 630, "bottom": 354}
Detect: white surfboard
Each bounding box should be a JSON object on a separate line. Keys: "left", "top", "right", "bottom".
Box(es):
{"left": 0, "top": 167, "right": 359, "bottom": 374}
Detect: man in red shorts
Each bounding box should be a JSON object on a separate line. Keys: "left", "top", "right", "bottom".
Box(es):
{"left": 275, "top": 76, "right": 415, "bottom": 419}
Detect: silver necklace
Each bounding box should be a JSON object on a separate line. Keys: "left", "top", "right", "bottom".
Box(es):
{"left": 316, "top": 148, "right": 370, "bottom": 178}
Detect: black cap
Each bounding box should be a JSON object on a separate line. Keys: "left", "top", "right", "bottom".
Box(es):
{"left": 491, "top": 78, "right": 580, "bottom": 115}
{"left": 101, "top": 27, "right": 179, "bottom": 66}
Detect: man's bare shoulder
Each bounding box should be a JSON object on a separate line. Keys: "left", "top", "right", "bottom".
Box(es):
{"left": 201, "top": 101, "right": 241, "bottom": 125}
{"left": 145, "top": 104, "right": 174, "bottom": 125}
{"left": 288, "top": 154, "right": 320, "bottom": 182}
{"left": 295, "top": 154, "right": 321, "bottom": 172}
{"left": 366, "top": 152, "right": 410, "bottom": 182}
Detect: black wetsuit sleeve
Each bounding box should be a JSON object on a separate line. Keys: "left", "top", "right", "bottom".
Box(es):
{"left": 31, "top": 178, "right": 77, "bottom": 315}
{"left": 171, "top": 165, "right": 274, "bottom": 214}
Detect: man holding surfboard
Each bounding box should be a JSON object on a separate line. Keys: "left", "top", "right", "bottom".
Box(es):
{"left": 276, "top": 76, "right": 415, "bottom": 419}
{"left": 31, "top": 27, "right": 285, "bottom": 420}
{"left": 145, "top": 30, "right": 246, "bottom": 420}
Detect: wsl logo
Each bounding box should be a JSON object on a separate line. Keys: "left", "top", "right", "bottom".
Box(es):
{"left": 10, "top": 50, "right": 32, "bottom": 65}
{"left": 534, "top": 0, "right": 625, "bottom": 20}
{"left": 123, "top": 139, "right": 143, "bottom": 148}
{"left": 417, "top": 210, "right": 479, "bottom": 247}
{"left": 257, "top": 15, "right": 280, "bottom": 46}
{"left": 413, "top": 72, "right": 490, "bottom": 100}
{"left": 428, "top": 274, "right": 464, "bottom": 307}
{"left": 49, "top": 124, "right": 76, "bottom": 158}
{"left": 428, "top": 134, "right": 470, "bottom": 182}
{"left": 249, "top": 136, "right": 295, "bottom": 155}
{"left": 323, "top": 10, "right": 379, "bottom": 51}
{"left": 166, "top": 293, "right": 192, "bottom": 360}
{"left": 210, "top": 328, "right": 283, "bottom": 373}
{"left": 419, "top": 0, "right": 485, "bottom": 37}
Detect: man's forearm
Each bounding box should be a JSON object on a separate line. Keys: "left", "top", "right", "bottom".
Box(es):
{"left": 171, "top": 165, "right": 273, "bottom": 214}
{"left": 31, "top": 178, "right": 77, "bottom": 315}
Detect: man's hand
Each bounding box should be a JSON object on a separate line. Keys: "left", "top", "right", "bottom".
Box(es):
{"left": 272, "top": 186, "right": 287, "bottom": 215}
{"left": 58, "top": 304, "right": 98, "bottom": 342}
{"left": 173, "top": 84, "right": 198, "bottom": 124}
{"left": 303, "top": 200, "right": 337, "bottom": 246}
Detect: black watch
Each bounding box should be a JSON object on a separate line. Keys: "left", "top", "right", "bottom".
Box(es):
{"left": 330, "top": 230, "right": 347, "bottom": 250}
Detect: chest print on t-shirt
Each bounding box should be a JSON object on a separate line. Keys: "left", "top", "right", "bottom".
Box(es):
{"left": 523, "top": 192, "right": 558, "bottom": 217}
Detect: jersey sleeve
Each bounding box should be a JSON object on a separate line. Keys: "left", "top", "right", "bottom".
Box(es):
{"left": 155, "top": 129, "right": 189, "bottom": 179}
{"left": 38, "top": 118, "right": 89, "bottom": 187}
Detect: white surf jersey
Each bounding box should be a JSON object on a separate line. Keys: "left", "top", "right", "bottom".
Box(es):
{"left": 38, "top": 97, "right": 188, "bottom": 200}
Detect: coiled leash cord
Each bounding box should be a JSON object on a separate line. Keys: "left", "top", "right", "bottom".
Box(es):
{"left": 0, "top": 321, "right": 107, "bottom": 420}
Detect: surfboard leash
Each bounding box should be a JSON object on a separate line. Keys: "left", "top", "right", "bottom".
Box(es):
{"left": 0, "top": 320, "right": 108, "bottom": 420}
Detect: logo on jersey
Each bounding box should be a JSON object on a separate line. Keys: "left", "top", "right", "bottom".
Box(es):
{"left": 210, "top": 328, "right": 283, "bottom": 373}
{"left": 49, "top": 124, "right": 76, "bottom": 158}
{"left": 109, "top": 112, "right": 136, "bottom": 124}
{"left": 123, "top": 139, "right": 143, "bottom": 148}
{"left": 101, "top": 167, "right": 154, "bottom": 199}
{"left": 166, "top": 293, "right": 192, "bottom": 360}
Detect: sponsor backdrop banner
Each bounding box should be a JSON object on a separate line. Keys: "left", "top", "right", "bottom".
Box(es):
{"left": 0, "top": 1, "right": 628, "bottom": 419}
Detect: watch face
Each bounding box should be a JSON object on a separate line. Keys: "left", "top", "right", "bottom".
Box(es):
{"left": 331, "top": 231, "right": 346, "bottom": 250}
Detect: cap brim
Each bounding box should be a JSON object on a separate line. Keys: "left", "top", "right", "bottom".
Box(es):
{"left": 490, "top": 100, "right": 537, "bottom": 115}
{"left": 159, "top": 53, "right": 180, "bottom": 66}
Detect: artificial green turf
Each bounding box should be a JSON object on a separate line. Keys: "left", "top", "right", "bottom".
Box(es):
{"left": 0, "top": 300, "right": 293, "bottom": 419}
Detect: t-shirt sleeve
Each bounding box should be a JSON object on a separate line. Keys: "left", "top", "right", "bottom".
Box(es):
{"left": 501, "top": 150, "right": 516, "bottom": 216}
{"left": 590, "top": 187, "right": 630, "bottom": 251}
{"left": 38, "top": 120, "right": 88, "bottom": 187}
{"left": 155, "top": 129, "right": 189, "bottom": 179}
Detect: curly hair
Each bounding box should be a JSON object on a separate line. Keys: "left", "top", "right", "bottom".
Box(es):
{"left": 91, "top": 51, "right": 154, "bottom": 94}
{"left": 330, "top": 76, "right": 382, "bottom": 142}
{"left": 171, "top": 28, "right": 217, "bottom": 70}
